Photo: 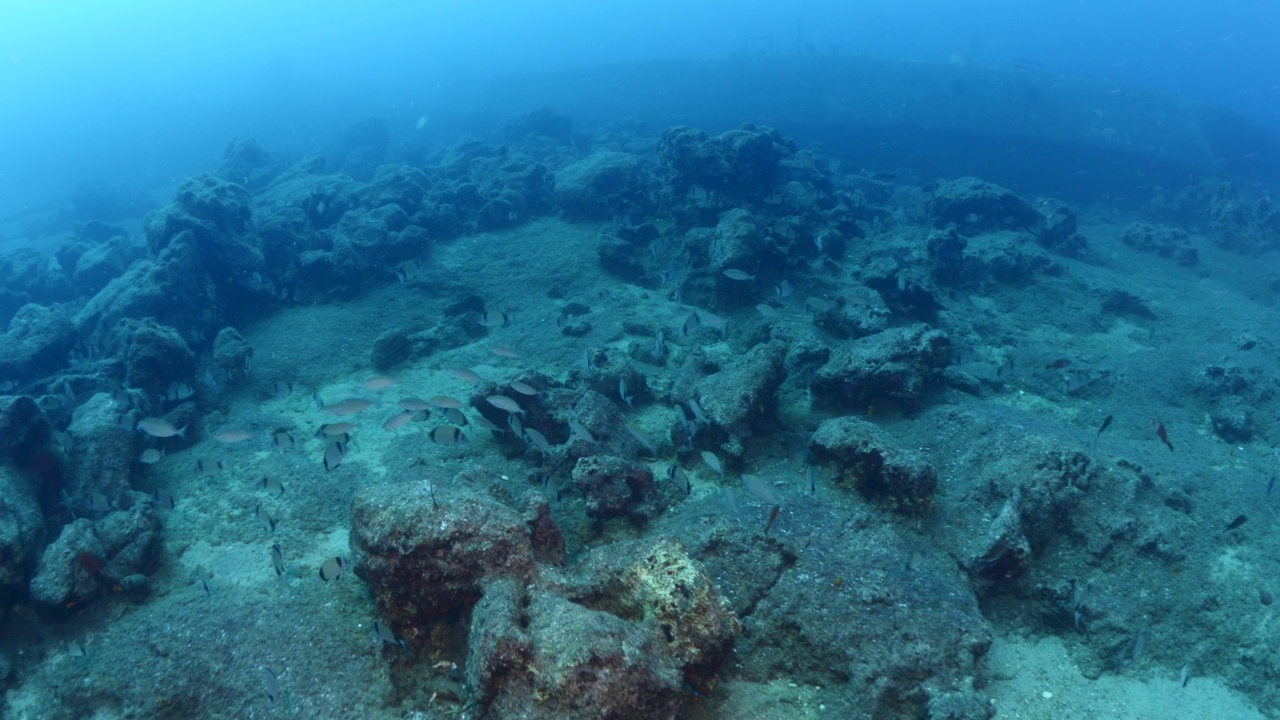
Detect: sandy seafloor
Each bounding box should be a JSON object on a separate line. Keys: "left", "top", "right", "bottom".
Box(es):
{"left": 5, "top": 191, "right": 1280, "bottom": 719}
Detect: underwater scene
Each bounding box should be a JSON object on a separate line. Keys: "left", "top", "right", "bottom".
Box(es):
{"left": 2, "top": 2, "right": 1280, "bottom": 719}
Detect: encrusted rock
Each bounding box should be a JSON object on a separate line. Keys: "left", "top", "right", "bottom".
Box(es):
{"left": 810, "top": 416, "right": 938, "bottom": 515}
{"left": 929, "top": 177, "right": 1040, "bottom": 234}
{"left": 810, "top": 324, "right": 950, "bottom": 413}
{"left": 0, "top": 303, "right": 76, "bottom": 381}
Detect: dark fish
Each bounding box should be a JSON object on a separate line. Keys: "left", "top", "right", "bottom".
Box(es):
{"left": 1180, "top": 663, "right": 1190, "bottom": 688}
{"left": 1154, "top": 420, "right": 1174, "bottom": 451}
{"left": 805, "top": 464, "right": 817, "bottom": 494}
{"left": 443, "top": 408, "right": 469, "bottom": 426}
{"left": 1130, "top": 627, "right": 1150, "bottom": 661}
{"left": 1096, "top": 414, "right": 1113, "bottom": 436}
{"left": 1225, "top": 514, "right": 1248, "bottom": 531}
{"left": 271, "top": 544, "right": 285, "bottom": 578}
{"left": 151, "top": 489, "right": 176, "bottom": 510}
{"left": 430, "top": 426, "right": 467, "bottom": 445}
{"left": 272, "top": 431, "right": 296, "bottom": 450}
{"left": 319, "top": 556, "right": 347, "bottom": 582}
{"left": 260, "top": 476, "right": 285, "bottom": 496}
{"left": 763, "top": 504, "right": 781, "bottom": 536}
{"left": 666, "top": 466, "right": 691, "bottom": 496}
{"left": 261, "top": 667, "right": 280, "bottom": 708}
{"left": 256, "top": 504, "right": 276, "bottom": 534}
{"left": 371, "top": 620, "right": 408, "bottom": 652}
{"left": 323, "top": 441, "right": 347, "bottom": 471}
{"left": 480, "top": 310, "right": 509, "bottom": 327}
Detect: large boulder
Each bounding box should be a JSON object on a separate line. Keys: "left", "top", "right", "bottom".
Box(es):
{"left": 0, "top": 303, "right": 76, "bottom": 382}
{"left": 0, "top": 465, "right": 46, "bottom": 616}
{"left": 554, "top": 151, "right": 651, "bottom": 220}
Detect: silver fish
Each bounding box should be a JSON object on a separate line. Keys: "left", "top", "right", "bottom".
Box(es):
{"left": 688, "top": 399, "right": 709, "bottom": 427}
{"left": 743, "top": 474, "right": 778, "bottom": 505}
{"left": 151, "top": 489, "right": 176, "bottom": 510}
{"left": 486, "top": 395, "right": 524, "bottom": 415}
{"left": 722, "top": 269, "right": 754, "bottom": 281}
{"left": 256, "top": 504, "right": 276, "bottom": 534}
{"left": 667, "top": 466, "right": 690, "bottom": 496}
{"left": 524, "top": 428, "right": 551, "bottom": 452}
{"left": 138, "top": 417, "right": 186, "bottom": 439}
{"left": 430, "top": 426, "right": 467, "bottom": 445}
{"left": 319, "top": 556, "right": 347, "bottom": 582}
{"left": 260, "top": 476, "right": 285, "bottom": 496}
{"left": 271, "top": 543, "right": 285, "bottom": 577}
{"left": 700, "top": 451, "right": 723, "bottom": 480}
{"left": 261, "top": 667, "right": 280, "bottom": 708}
{"left": 619, "top": 378, "right": 634, "bottom": 410}
{"left": 568, "top": 421, "right": 598, "bottom": 444}
{"left": 139, "top": 448, "right": 164, "bottom": 464}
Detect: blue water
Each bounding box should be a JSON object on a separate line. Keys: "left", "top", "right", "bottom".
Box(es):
{"left": 1, "top": 1, "right": 1276, "bottom": 217}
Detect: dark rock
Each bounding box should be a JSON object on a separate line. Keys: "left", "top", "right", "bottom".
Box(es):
{"left": 0, "top": 394, "right": 63, "bottom": 474}
{"left": 371, "top": 329, "right": 411, "bottom": 371}
{"left": 693, "top": 342, "right": 787, "bottom": 454}
{"left": 658, "top": 124, "right": 794, "bottom": 200}
{"left": 1120, "top": 222, "right": 1198, "bottom": 265}
{"left": 930, "top": 177, "right": 1040, "bottom": 234}
{"left": 0, "top": 465, "right": 47, "bottom": 613}
{"left": 571, "top": 455, "right": 657, "bottom": 522}
{"left": 0, "top": 303, "right": 76, "bottom": 381}
{"left": 596, "top": 234, "right": 643, "bottom": 280}
{"left": 709, "top": 208, "right": 764, "bottom": 304}
{"left": 810, "top": 416, "right": 939, "bottom": 515}
{"left": 1033, "top": 198, "right": 1088, "bottom": 257}
{"left": 554, "top": 151, "right": 651, "bottom": 220}
{"left": 29, "top": 497, "right": 160, "bottom": 613}
{"left": 1210, "top": 395, "right": 1253, "bottom": 444}
{"left": 73, "top": 234, "right": 139, "bottom": 295}
{"left": 216, "top": 137, "right": 272, "bottom": 187}
{"left": 65, "top": 392, "right": 136, "bottom": 501}
{"left": 144, "top": 174, "right": 263, "bottom": 286}
{"left": 504, "top": 107, "right": 572, "bottom": 143}
{"left": 810, "top": 324, "right": 950, "bottom": 413}
{"left": 212, "top": 327, "right": 253, "bottom": 384}
{"left": 119, "top": 319, "right": 196, "bottom": 398}
{"left": 810, "top": 286, "right": 891, "bottom": 339}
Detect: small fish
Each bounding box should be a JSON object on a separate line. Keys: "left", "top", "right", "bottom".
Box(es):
{"left": 166, "top": 381, "right": 195, "bottom": 402}
{"left": 323, "top": 442, "right": 347, "bottom": 471}
{"left": 480, "top": 310, "right": 510, "bottom": 327}
{"left": 508, "top": 413, "right": 524, "bottom": 439}
{"left": 256, "top": 504, "right": 276, "bottom": 534}
{"left": 1096, "top": 414, "right": 1113, "bottom": 436}
{"left": 260, "top": 476, "right": 285, "bottom": 496}
{"left": 443, "top": 407, "right": 469, "bottom": 426}
{"left": 1131, "top": 627, "right": 1150, "bottom": 661}
{"left": 486, "top": 395, "right": 524, "bottom": 415}
{"left": 319, "top": 556, "right": 348, "bottom": 582}
{"left": 63, "top": 641, "right": 88, "bottom": 658}
{"left": 756, "top": 304, "right": 780, "bottom": 319}
{"left": 1180, "top": 663, "right": 1190, "bottom": 688}
{"left": 383, "top": 411, "right": 415, "bottom": 431}
{"left": 720, "top": 488, "right": 742, "bottom": 524}
{"left": 491, "top": 345, "right": 520, "bottom": 359}
{"left": 317, "top": 422, "right": 357, "bottom": 437}
{"left": 805, "top": 296, "right": 835, "bottom": 312}
{"left": 1154, "top": 420, "right": 1174, "bottom": 451}
{"left": 214, "top": 428, "right": 254, "bottom": 443}
{"left": 805, "top": 464, "right": 817, "bottom": 494}
{"left": 775, "top": 280, "right": 794, "bottom": 300}
{"left": 688, "top": 399, "right": 709, "bottom": 427}
{"left": 139, "top": 448, "right": 164, "bottom": 464}
{"left": 312, "top": 392, "right": 325, "bottom": 409}
{"left": 364, "top": 376, "right": 397, "bottom": 391}
{"left": 450, "top": 367, "right": 484, "bottom": 383}
{"left": 667, "top": 466, "right": 691, "bottom": 496}
{"left": 722, "top": 269, "right": 755, "bottom": 281}
{"left": 151, "top": 489, "right": 176, "bottom": 509}
{"left": 429, "top": 396, "right": 464, "bottom": 409}
{"left": 398, "top": 398, "right": 433, "bottom": 411}
{"left": 261, "top": 667, "right": 280, "bottom": 708}
{"left": 137, "top": 417, "right": 186, "bottom": 439}
{"left": 270, "top": 544, "right": 285, "bottom": 577}
{"left": 509, "top": 381, "right": 538, "bottom": 396}
{"left": 625, "top": 424, "right": 657, "bottom": 457}
{"left": 619, "top": 378, "right": 634, "bottom": 410}
{"left": 473, "top": 415, "right": 501, "bottom": 435}
{"left": 194, "top": 458, "right": 225, "bottom": 476}
{"left": 681, "top": 313, "right": 700, "bottom": 337}
{"left": 653, "top": 330, "right": 666, "bottom": 359}
{"left": 568, "top": 421, "right": 598, "bottom": 444}
{"left": 322, "top": 398, "right": 375, "bottom": 416}
{"left": 524, "top": 427, "right": 551, "bottom": 452}
{"left": 743, "top": 474, "right": 778, "bottom": 505}
{"left": 700, "top": 450, "right": 724, "bottom": 481}
{"left": 1225, "top": 514, "right": 1248, "bottom": 531}
{"left": 430, "top": 426, "right": 467, "bottom": 445}
{"left": 1045, "top": 358, "right": 1072, "bottom": 370}
{"left": 763, "top": 504, "right": 781, "bottom": 536}
{"left": 270, "top": 381, "right": 293, "bottom": 398}
{"left": 371, "top": 620, "right": 408, "bottom": 652}
{"left": 271, "top": 431, "right": 296, "bottom": 449}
